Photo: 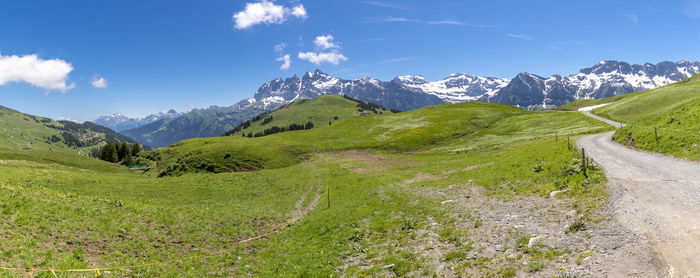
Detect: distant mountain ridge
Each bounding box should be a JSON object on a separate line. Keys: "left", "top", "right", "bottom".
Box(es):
{"left": 0, "top": 105, "right": 147, "bottom": 155}
{"left": 93, "top": 109, "right": 182, "bottom": 132}
{"left": 483, "top": 60, "right": 700, "bottom": 108}
{"left": 113, "top": 60, "right": 700, "bottom": 148}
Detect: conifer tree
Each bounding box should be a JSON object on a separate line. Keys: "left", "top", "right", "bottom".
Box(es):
{"left": 117, "top": 142, "right": 129, "bottom": 161}
{"left": 124, "top": 152, "right": 135, "bottom": 166}
{"left": 131, "top": 142, "right": 142, "bottom": 156}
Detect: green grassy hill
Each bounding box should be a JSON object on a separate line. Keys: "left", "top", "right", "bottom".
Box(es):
{"left": 152, "top": 101, "right": 526, "bottom": 176}
{"left": 0, "top": 105, "right": 144, "bottom": 154}
{"left": 569, "top": 74, "right": 700, "bottom": 160}
{"left": 152, "top": 100, "right": 611, "bottom": 178}
{"left": 0, "top": 98, "right": 615, "bottom": 277}
{"left": 0, "top": 105, "right": 148, "bottom": 173}
{"left": 612, "top": 99, "right": 700, "bottom": 160}
{"left": 591, "top": 74, "right": 700, "bottom": 122}
{"left": 223, "top": 95, "right": 392, "bottom": 138}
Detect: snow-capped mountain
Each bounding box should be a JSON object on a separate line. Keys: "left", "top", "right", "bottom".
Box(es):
{"left": 94, "top": 109, "right": 182, "bottom": 132}
{"left": 483, "top": 60, "right": 700, "bottom": 109}
{"left": 246, "top": 69, "right": 445, "bottom": 112}
{"left": 394, "top": 73, "right": 510, "bottom": 103}
{"left": 117, "top": 60, "right": 699, "bottom": 148}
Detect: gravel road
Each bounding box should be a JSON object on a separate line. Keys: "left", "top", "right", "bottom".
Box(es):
{"left": 578, "top": 111, "right": 700, "bottom": 277}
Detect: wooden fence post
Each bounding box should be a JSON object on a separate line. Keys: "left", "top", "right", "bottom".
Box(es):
{"left": 655, "top": 127, "right": 658, "bottom": 142}
{"left": 581, "top": 148, "right": 587, "bottom": 178}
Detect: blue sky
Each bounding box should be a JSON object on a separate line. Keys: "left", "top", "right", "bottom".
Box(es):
{"left": 1, "top": 0, "right": 699, "bottom": 122}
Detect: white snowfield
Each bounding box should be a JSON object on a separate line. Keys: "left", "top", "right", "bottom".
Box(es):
{"left": 577, "top": 102, "right": 612, "bottom": 111}
{"left": 396, "top": 73, "right": 510, "bottom": 103}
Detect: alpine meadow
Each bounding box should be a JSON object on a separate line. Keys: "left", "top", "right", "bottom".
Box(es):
{"left": 1, "top": 1, "right": 699, "bottom": 277}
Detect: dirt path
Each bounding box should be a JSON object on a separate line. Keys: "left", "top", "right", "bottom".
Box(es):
{"left": 288, "top": 185, "right": 322, "bottom": 224}
{"left": 578, "top": 109, "right": 700, "bottom": 277}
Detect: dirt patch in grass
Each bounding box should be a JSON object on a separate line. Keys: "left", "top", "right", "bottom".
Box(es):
{"left": 340, "top": 182, "right": 638, "bottom": 277}
{"left": 442, "top": 162, "right": 494, "bottom": 175}
{"left": 324, "top": 151, "right": 417, "bottom": 173}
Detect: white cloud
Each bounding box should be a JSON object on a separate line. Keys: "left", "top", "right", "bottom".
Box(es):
{"left": 298, "top": 52, "right": 348, "bottom": 65}
{"left": 277, "top": 54, "right": 291, "bottom": 70}
{"left": 57, "top": 116, "right": 78, "bottom": 123}
{"left": 233, "top": 0, "right": 307, "bottom": 30}
{"left": 291, "top": 5, "right": 307, "bottom": 18}
{"left": 298, "top": 35, "right": 348, "bottom": 66}
{"left": 506, "top": 33, "right": 533, "bottom": 40}
{"left": 0, "top": 52, "right": 75, "bottom": 92}
{"left": 313, "top": 35, "right": 339, "bottom": 50}
{"left": 91, "top": 76, "right": 108, "bottom": 88}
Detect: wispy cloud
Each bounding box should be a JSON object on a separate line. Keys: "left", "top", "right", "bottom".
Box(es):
{"left": 506, "top": 33, "right": 533, "bottom": 40}
{"left": 363, "top": 1, "right": 413, "bottom": 12}
{"left": 427, "top": 20, "right": 495, "bottom": 28}
{"left": 362, "top": 17, "right": 493, "bottom": 28}
{"left": 378, "top": 56, "right": 419, "bottom": 64}
{"left": 362, "top": 16, "right": 416, "bottom": 23}
{"left": 624, "top": 12, "right": 639, "bottom": 24}
{"left": 685, "top": 1, "right": 700, "bottom": 18}
{"left": 273, "top": 42, "right": 287, "bottom": 53}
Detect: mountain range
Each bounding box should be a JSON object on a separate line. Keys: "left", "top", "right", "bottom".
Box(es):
{"left": 104, "top": 60, "right": 700, "bottom": 148}
{"left": 93, "top": 109, "right": 183, "bottom": 132}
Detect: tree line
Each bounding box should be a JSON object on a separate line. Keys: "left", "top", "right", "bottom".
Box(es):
{"left": 92, "top": 142, "right": 142, "bottom": 165}
{"left": 240, "top": 121, "right": 314, "bottom": 138}
{"left": 340, "top": 95, "right": 400, "bottom": 114}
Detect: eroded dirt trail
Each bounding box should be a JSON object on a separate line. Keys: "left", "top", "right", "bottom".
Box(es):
{"left": 578, "top": 113, "right": 700, "bottom": 277}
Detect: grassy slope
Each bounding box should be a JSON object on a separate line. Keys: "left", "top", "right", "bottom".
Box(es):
{"left": 556, "top": 74, "right": 700, "bottom": 112}
{"left": 0, "top": 100, "right": 614, "bottom": 277}
{"left": 554, "top": 93, "right": 638, "bottom": 111}
{"left": 592, "top": 75, "right": 700, "bottom": 122}
{"left": 0, "top": 105, "right": 79, "bottom": 154}
{"left": 227, "top": 95, "right": 391, "bottom": 137}
{"left": 153, "top": 102, "right": 527, "bottom": 176}
{"left": 612, "top": 99, "right": 700, "bottom": 160}
{"left": 0, "top": 105, "right": 141, "bottom": 173}
{"left": 580, "top": 74, "right": 700, "bottom": 160}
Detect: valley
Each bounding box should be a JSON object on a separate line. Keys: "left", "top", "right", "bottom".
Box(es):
{"left": 4, "top": 1, "right": 698, "bottom": 276}
{"left": 1, "top": 98, "right": 618, "bottom": 277}
{"left": 1, "top": 74, "right": 698, "bottom": 277}
{"left": 100, "top": 60, "right": 700, "bottom": 148}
